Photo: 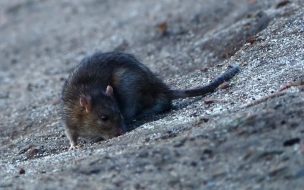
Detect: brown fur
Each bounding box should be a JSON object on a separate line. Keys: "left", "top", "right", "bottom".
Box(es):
{"left": 61, "top": 52, "right": 240, "bottom": 150}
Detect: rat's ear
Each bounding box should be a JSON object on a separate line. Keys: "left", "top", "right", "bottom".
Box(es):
{"left": 80, "top": 95, "right": 91, "bottom": 113}
{"left": 105, "top": 85, "right": 113, "bottom": 96}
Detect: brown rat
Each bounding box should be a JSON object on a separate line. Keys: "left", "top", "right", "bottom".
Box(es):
{"left": 61, "top": 52, "right": 240, "bottom": 150}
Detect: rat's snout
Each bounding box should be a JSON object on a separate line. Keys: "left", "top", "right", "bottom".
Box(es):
{"left": 115, "top": 123, "right": 126, "bottom": 137}
{"left": 112, "top": 112, "right": 126, "bottom": 137}
{"left": 117, "top": 124, "right": 127, "bottom": 136}
{"left": 118, "top": 113, "right": 127, "bottom": 135}
{"left": 117, "top": 129, "right": 125, "bottom": 136}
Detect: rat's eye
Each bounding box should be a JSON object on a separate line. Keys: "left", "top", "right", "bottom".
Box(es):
{"left": 101, "top": 115, "right": 109, "bottom": 122}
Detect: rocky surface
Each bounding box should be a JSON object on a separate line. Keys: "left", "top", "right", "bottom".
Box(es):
{"left": 0, "top": 0, "right": 304, "bottom": 189}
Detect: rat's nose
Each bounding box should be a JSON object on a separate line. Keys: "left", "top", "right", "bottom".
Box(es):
{"left": 115, "top": 130, "right": 125, "bottom": 137}
{"left": 116, "top": 124, "right": 126, "bottom": 137}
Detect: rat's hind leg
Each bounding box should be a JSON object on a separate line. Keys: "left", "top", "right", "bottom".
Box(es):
{"left": 136, "top": 98, "right": 172, "bottom": 118}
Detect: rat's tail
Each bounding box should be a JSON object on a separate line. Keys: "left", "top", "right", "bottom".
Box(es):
{"left": 169, "top": 64, "right": 240, "bottom": 99}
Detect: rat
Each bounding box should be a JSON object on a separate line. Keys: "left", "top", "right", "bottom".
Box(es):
{"left": 61, "top": 52, "right": 240, "bottom": 150}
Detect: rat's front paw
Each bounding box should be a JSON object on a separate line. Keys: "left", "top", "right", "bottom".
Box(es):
{"left": 69, "top": 144, "right": 79, "bottom": 151}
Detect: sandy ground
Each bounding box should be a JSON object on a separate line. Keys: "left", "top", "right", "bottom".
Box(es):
{"left": 0, "top": 0, "right": 304, "bottom": 189}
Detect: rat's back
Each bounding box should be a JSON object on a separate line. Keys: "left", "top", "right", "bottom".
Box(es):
{"left": 63, "top": 52, "right": 172, "bottom": 121}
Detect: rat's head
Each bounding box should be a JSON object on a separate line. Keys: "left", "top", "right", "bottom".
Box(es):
{"left": 79, "top": 85, "right": 126, "bottom": 140}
